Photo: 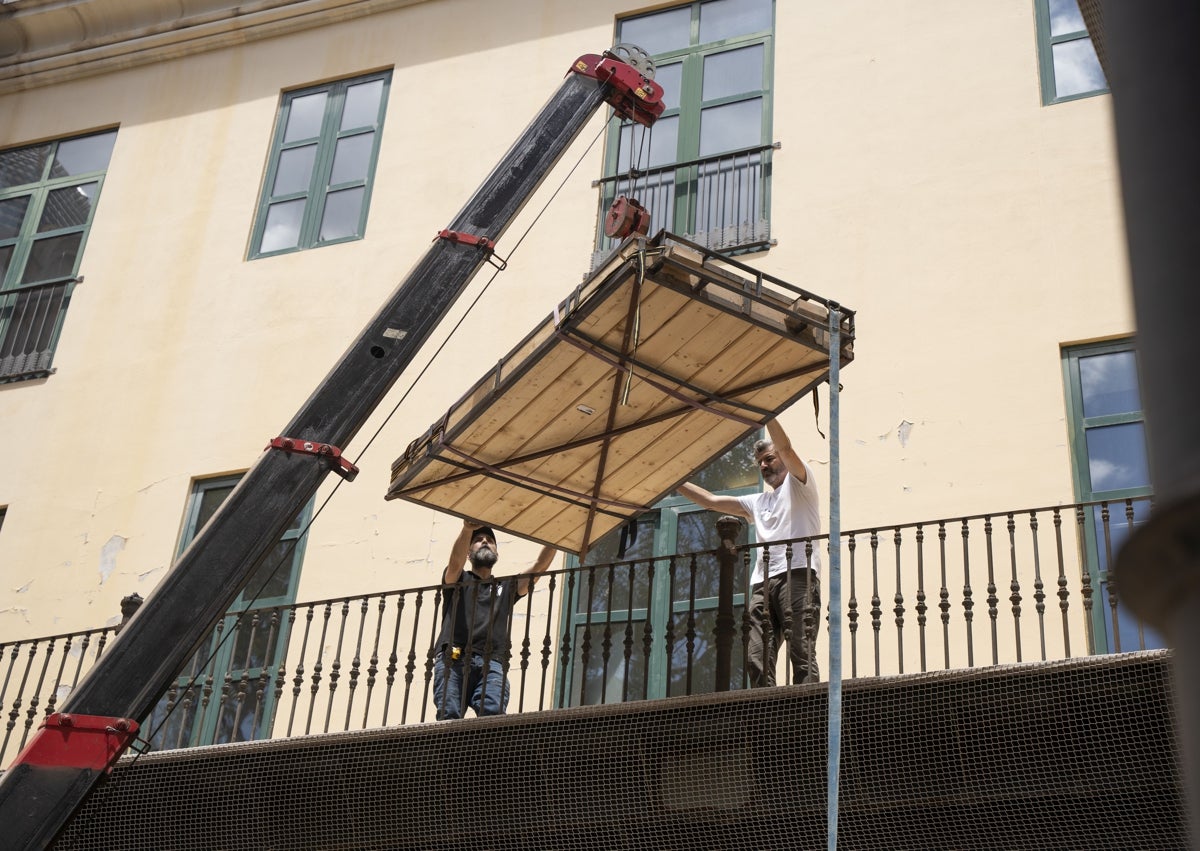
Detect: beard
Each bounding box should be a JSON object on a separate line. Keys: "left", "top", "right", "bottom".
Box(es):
{"left": 469, "top": 548, "right": 498, "bottom": 569}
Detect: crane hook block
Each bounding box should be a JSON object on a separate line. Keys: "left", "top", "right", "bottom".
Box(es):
{"left": 604, "top": 195, "right": 651, "bottom": 239}
{"left": 570, "top": 53, "right": 665, "bottom": 127}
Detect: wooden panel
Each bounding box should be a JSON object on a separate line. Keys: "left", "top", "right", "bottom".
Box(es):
{"left": 387, "top": 232, "right": 854, "bottom": 555}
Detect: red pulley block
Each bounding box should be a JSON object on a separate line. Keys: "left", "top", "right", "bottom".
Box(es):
{"left": 604, "top": 195, "right": 651, "bottom": 239}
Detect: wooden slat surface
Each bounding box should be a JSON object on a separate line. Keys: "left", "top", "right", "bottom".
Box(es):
{"left": 387, "top": 232, "right": 853, "bottom": 555}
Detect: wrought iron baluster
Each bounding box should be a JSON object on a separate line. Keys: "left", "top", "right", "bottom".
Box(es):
{"left": 556, "top": 570, "right": 576, "bottom": 710}
{"left": 869, "top": 531, "right": 882, "bottom": 676}
{"left": 19, "top": 637, "right": 55, "bottom": 752}
{"left": 938, "top": 522, "right": 950, "bottom": 669}
{"left": 1100, "top": 503, "right": 1119, "bottom": 652}
{"left": 1075, "top": 505, "right": 1095, "bottom": 656}
{"left": 621, "top": 561, "right": 635, "bottom": 703}
{"left": 229, "top": 611, "right": 261, "bottom": 742}
{"left": 251, "top": 609, "right": 280, "bottom": 741}
{"left": 1053, "top": 508, "right": 1072, "bottom": 657}
{"left": 516, "top": 581, "right": 535, "bottom": 713}
{"left": 361, "top": 596, "right": 387, "bottom": 726}
{"left": 44, "top": 634, "right": 74, "bottom": 719}
{"left": 664, "top": 557, "right": 677, "bottom": 695}
{"left": 893, "top": 529, "right": 905, "bottom": 675}
{"left": 286, "top": 604, "right": 315, "bottom": 736}
{"left": 196, "top": 618, "right": 224, "bottom": 743}
{"left": 539, "top": 574, "right": 557, "bottom": 711}
{"left": 847, "top": 533, "right": 859, "bottom": 678}
{"left": 1, "top": 642, "right": 33, "bottom": 759}
{"left": 600, "top": 563, "right": 615, "bottom": 705}
{"left": 305, "top": 602, "right": 332, "bottom": 734}
{"left": 984, "top": 516, "right": 999, "bottom": 665}
{"left": 420, "top": 589, "right": 443, "bottom": 723}
{"left": 579, "top": 565, "right": 596, "bottom": 707}
{"left": 1124, "top": 499, "right": 1145, "bottom": 650}
{"left": 323, "top": 600, "right": 351, "bottom": 732}
{"left": 961, "top": 519, "right": 975, "bottom": 668}
{"left": 342, "top": 598, "right": 369, "bottom": 731}
{"left": 1006, "top": 514, "right": 1023, "bottom": 663}
{"left": 393, "top": 591, "right": 415, "bottom": 725}
{"left": 1030, "top": 511, "right": 1047, "bottom": 660}
{"left": 781, "top": 543, "right": 795, "bottom": 684}
{"left": 915, "top": 525, "right": 928, "bottom": 672}
{"left": 642, "top": 560, "right": 656, "bottom": 700}
{"left": 685, "top": 553, "right": 699, "bottom": 695}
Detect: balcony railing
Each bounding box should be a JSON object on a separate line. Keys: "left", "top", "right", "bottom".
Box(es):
{"left": 0, "top": 495, "right": 1153, "bottom": 766}
{"left": 0, "top": 277, "right": 74, "bottom": 383}
{"left": 592, "top": 142, "right": 778, "bottom": 268}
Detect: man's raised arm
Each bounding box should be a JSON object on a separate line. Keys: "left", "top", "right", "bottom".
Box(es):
{"left": 443, "top": 519, "right": 475, "bottom": 584}
{"left": 766, "top": 419, "right": 807, "bottom": 485}
{"left": 517, "top": 544, "right": 558, "bottom": 597}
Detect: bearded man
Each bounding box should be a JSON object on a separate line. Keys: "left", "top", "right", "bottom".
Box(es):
{"left": 432, "top": 520, "right": 557, "bottom": 719}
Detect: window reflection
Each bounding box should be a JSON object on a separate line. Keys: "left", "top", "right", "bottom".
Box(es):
{"left": 703, "top": 45, "right": 764, "bottom": 101}
{"left": 0, "top": 143, "right": 51, "bottom": 189}
{"left": 261, "top": 199, "right": 305, "bottom": 253}
{"left": 318, "top": 186, "right": 364, "bottom": 241}
{"left": 273, "top": 144, "right": 317, "bottom": 196}
{"left": 340, "top": 79, "right": 384, "bottom": 130}
{"left": 0, "top": 196, "right": 30, "bottom": 239}
{"left": 699, "top": 98, "right": 762, "bottom": 156}
{"left": 1085, "top": 422, "right": 1150, "bottom": 492}
{"left": 1048, "top": 0, "right": 1086, "bottom": 36}
{"left": 21, "top": 233, "right": 83, "bottom": 283}
{"left": 699, "top": 0, "right": 772, "bottom": 44}
{"left": 1080, "top": 350, "right": 1140, "bottom": 418}
{"left": 52, "top": 131, "right": 117, "bottom": 179}
{"left": 617, "top": 116, "right": 680, "bottom": 172}
{"left": 1052, "top": 38, "right": 1106, "bottom": 99}
{"left": 619, "top": 6, "right": 691, "bottom": 55}
{"left": 284, "top": 92, "right": 327, "bottom": 143}
{"left": 330, "top": 132, "right": 373, "bottom": 185}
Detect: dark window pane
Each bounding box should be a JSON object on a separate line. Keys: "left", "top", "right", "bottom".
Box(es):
{"left": 272, "top": 144, "right": 317, "bottom": 197}
{"left": 668, "top": 608, "right": 746, "bottom": 695}
{"left": 341, "top": 79, "right": 384, "bottom": 130}
{"left": 703, "top": 44, "right": 764, "bottom": 100}
{"left": 654, "top": 62, "right": 684, "bottom": 111}
{"left": 260, "top": 199, "right": 306, "bottom": 252}
{"left": 572, "top": 621, "right": 648, "bottom": 704}
{"left": 20, "top": 232, "right": 83, "bottom": 283}
{"left": 229, "top": 608, "right": 283, "bottom": 671}
{"left": 1099, "top": 581, "right": 1167, "bottom": 652}
{"left": 214, "top": 683, "right": 266, "bottom": 744}
{"left": 318, "top": 186, "right": 364, "bottom": 241}
{"left": 39, "top": 183, "right": 97, "bottom": 232}
{"left": 674, "top": 509, "right": 748, "bottom": 601}
{"left": 576, "top": 518, "right": 656, "bottom": 613}
{"left": 329, "top": 132, "right": 373, "bottom": 185}
{"left": 699, "top": 0, "right": 773, "bottom": 44}
{"left": 0, "top": 245, "right": 12, "bottom": 283}
{"left": 52, "top": 131, "right": 117, "bottom": 178}
{"left": 1080, "top": 350, "right": 1140, "bottom": 417}
{"left": 1049, "top": 0, "right": 1086, "bottom": 36}
{"left": 691, "top": 433, "right": 760, "bottom": 491}
{"left": 241, "top": 539, "right": 297, "bottom": 604}
{"left": 283, "top": 92, "right": 328, "bottom": 143}
{"left": 0, "top": 144, "right": 51, "bottom": 190}
{"left": 0, "top": 196, "right": 31, "bottom": 240}
{"left": 1092, "top": 500, "right": 1151, "bottom": 573}
{"left": 619, "top": 6, "right": 692, "bottom": 55}
{"left": 1052, "top": 38, "right": 1106, "bottom": 98}
{"left": 194, "top": 483, "right": 236, "bottom": 535}
{"left": 1085, "top": 422, "right": 1150, "bottom": 492}
{"left": 616, "top": 115, "right": 679, "bottom": 171}
{"left": 699, "top": 98, "right": 762, "bottom": 156}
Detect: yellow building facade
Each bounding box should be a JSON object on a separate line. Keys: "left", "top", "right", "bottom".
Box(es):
{"left": 0, "top": 0, "right": 1135, "bottom": 732}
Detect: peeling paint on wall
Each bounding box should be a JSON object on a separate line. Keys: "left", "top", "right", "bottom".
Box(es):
{"left": 98, "top": 535, "right": 127, "bottom": 585}
{"left": 897, "top": 420, "right": 914, "bottom": 448}
{"left": 12, "top": 581, "right": 31, "bottom": 594}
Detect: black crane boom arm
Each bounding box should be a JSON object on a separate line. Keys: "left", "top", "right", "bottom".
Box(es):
{"left": 0, "top": 50, "right": 661, "bottom": 850}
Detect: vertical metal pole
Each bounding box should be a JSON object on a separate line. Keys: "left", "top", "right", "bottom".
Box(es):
{"left": 826, "top": 305, "right": 843, "bottom": 851}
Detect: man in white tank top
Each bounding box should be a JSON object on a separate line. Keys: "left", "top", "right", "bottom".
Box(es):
{"left": 677, "top": 419, "right": 822, "bottom": 686}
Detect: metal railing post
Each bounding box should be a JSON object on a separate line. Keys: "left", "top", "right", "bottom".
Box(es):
{"left": 714, "top": 515, "right": 744, "bottom": 692}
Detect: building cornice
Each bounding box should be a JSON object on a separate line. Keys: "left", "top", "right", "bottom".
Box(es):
{"left": 0, "top": 0, "right": 428, "bottom": 95}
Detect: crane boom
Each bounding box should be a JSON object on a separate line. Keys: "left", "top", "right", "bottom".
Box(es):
{"left": 0, "top": 50, "right": 661, "bottom": 850}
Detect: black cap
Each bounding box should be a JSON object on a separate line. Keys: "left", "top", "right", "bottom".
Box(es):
{"left": 471, "top": 525, "right": 498, "bottom": 544}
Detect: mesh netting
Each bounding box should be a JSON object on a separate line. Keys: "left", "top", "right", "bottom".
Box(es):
{"left": 51, "top": 650, "right": 1184, "bottom": 850}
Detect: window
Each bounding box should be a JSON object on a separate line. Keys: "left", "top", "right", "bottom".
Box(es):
{"left": 250, "top": 71, "right": 392, "bottom": 258}
{"left": 0, "top": 129, "right": 117, "bottom": 383}
{"left": 143, "top": 475, "right": 312, "bottom": 749}
{"left": 558, "top": 434, "right": 759, "bottom": 706}
{"left": 595, "top": 0, "right": 775, "bottom": 260}
{"left": 1061, "top": 339, "right": 1161, "bottom": 653}
{"left": 1035, "top": 0, "right": 1108, "bottom": 104}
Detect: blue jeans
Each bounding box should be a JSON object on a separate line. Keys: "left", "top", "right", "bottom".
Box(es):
{"left": 432, "top": 653, "right": 510, "bottom": 719}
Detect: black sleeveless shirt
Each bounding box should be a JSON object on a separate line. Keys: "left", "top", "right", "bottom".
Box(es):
{"left": 436, "top": 570, "right": 522, "bottom": 660}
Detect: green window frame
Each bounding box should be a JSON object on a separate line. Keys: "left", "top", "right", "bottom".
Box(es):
{"left": 1061, "top": 338, "right": 1160, "bottom": 653}
{"left": 249, "top": 70, "right": 392, "bottom": 258}
{"left": 143, "top": 475, "right": 312, "bottom": 750}
{"left": 596, "top": 0, "right": 776, "bottom": 259}
{"left": 0, "top": 129, "right": 118, "bottom": 383}
{"left": 1034, "top": 0, "right": 1109, "bottom": 105}
{"left": 556, "top": 433, "right": 760, "bottom": 706}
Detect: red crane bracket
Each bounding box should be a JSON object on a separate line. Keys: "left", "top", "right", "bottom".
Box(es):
{"left": 11, "top": 713, "right": 140, "bottom": 773}
{"left": 436, "top": 229, "right": 496, "bottom": 252}
{"left": 267, "top": 437, "right": 360, "bottom": 481}
{"left": 570, "top": 53, "right": 665, "bottom": 127}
